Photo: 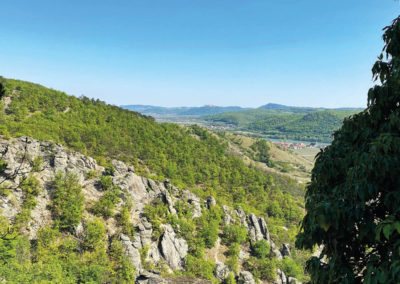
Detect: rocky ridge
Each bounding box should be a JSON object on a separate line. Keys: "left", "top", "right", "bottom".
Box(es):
{"left": 0, "top": 136, "right": 300, "bottom": 283}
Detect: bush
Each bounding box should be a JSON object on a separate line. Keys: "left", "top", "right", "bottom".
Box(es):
{"left": 50, "top": 171, "right": 84, "bottom": 232}
{"left": 98, "top": 175, "right": 113, "bottom": 191}
{"left": 84, "top": 219, "right": 106, "bottom": 251}
{"left": 223, "top": 273, "right": 237, "bottom": 284}
{"left": 243, "top": 256, "right": 277, "bottom": 281}
{"left": 91, "top": 188, "right": 120, "bottom": 219}
{"left": 222, "top": 224, "right": 248, "bottom": 245}
{"left": 31, "top": 156, "right": 43, "bottom": 172}
{"left": 252, "top": 239, "right": 270, "bottom": 259}
{"left": 280, "top": 257, "right": 304, "bottom": 280}
{"left": 185, "top": 254, "right": 216, "bottom": 280}
{"left": 116, "top": 202, "right": 136, "bottom": 239}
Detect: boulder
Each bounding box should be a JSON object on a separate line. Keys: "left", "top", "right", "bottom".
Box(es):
{"left": 288, "top": 276, "right": 302, "bottom": 284}
{"left": 275, "top": 269, "right": 287, "bottom": 284}
{"left": 258, "top": 217, "right": 270, "bottom": 242}
{"left": 159, "top": 224, "right": 188, "bottom": 270}
{"left": 248, "top": 213, "right": 264, "bottom": 242}
{"left": 222, "top": 205, "right": 233, "bottom": 226}
{"left": 238, "top": 271, "right": 256, "bottom": 284}
{"left": 281, "top": 243, "right": 291, "bottom": 257}
{"left": 206, "top": 196, "right": 216, "bottom": 208}
{"left": 120, "top": 234, "right": 142, "bottom": 272}
{"left": 215, "top": 263, "right": 230, "bottom": 280}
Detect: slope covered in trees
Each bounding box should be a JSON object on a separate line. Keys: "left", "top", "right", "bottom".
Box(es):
{"left": 0, "top": 76, "right": 305, "bottom": 238}
{"left": 204, "top": 108, "right": 360, "bottom": 142}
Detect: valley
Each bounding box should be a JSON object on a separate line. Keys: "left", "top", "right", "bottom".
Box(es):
{"left": 122, "top": 104, "right": 361, "bottom": 144}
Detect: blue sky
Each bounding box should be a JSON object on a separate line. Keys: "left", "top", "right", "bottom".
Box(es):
{"left": 0, "top": 1, "right": 399, "bottom": 108}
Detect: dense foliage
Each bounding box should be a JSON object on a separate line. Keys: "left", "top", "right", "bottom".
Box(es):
{"left": 0, "top": 76, "right": 304, "bottom": 229}
{"left": 0, "top": 174, "right": 136, "bottom": 283}
{"left": 0, "top": 72, "right": 309, "bottom": 281}
{"left": 296, "top": 16, "right": 400, "bottom": 283}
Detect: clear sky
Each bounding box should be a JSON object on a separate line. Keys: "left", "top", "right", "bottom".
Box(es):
{"left": 0, "top": 1, "right": 399, "bottom": 108}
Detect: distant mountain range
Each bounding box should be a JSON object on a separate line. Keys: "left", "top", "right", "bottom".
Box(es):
{"left": 120, "top": 104, "right": 251, "bottom": 116}
{"left": 121, "top": 103, "right": 363, "bottom": 117}
{"left": 121, "top": 103, "right": 364, "bottom": 143}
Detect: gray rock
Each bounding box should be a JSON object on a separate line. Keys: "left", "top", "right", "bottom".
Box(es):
{"left": 136, "top": 271, "right": 170, "bottom": 284}
{"left": 111, "top": 159, "right": 129, "bottom": 175}
{"left": 184, "top": 191, "right": 202, "bottom": 218}
{"left": 275, "top": 269, "right": 287, "bottom": 284}
{"left": 288, "top": 276, "right": 301, "bottom": 284}
{"left": 281, "top": 243, "right": 291, "bottom": 257}
{"left": 238, "top": 271, "right": 256, "bottom": 284}
{"left": 120, "top": 233, "right": 142, "bottom": 272}
{"left": 259, "top": 217, "right": 270, "bottom": 242}
{"left": 206, "top": 196, "right": 216, "bottom": 208}
{"left": 160, "top": 224, "right": 188, "bottom": 270}
{"left": 215, "top": 263, "right": 230, "bottom": 280}
{"left": 222, "top": 205, "right": 233, "bottom": 226}
{"left": 248, "top": 213, "right": 264, "bottom": 242}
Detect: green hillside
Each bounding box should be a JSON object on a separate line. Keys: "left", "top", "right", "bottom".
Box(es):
{"left": 205, "top": 108, "right": 360, "bottom": 142}
{"left": 0, "top": 76, "right": 304, "bottom": 230}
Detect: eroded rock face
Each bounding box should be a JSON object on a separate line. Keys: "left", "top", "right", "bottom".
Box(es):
{"left": 121, "top": 234, "right": 142, "bottom": 272}
{"left": 206, "top": 196, "right": 216, "bottom": 208}
{"left": 159, "top": 225, "right": 188, "bottom": 270}
{"left": 238, "top": 271, "right": 256, "bottom": 284}
{"left": 275, "top": 269, "right": 287, "bottom": 284}
{"left": 0, "top": 136, "right": 294, "bottom": 283}
{"left": 215, "top": 263, "right": 230, "bottom": 280}
{"left": 281, "top": 243, "right": 291, "bottom": 257}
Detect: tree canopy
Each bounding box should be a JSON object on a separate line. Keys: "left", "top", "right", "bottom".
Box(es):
{"left": 296, "top": 16, "right": 400, "bottom": 283}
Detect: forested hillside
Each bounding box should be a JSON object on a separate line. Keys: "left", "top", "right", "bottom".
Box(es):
{"left": 0, "top": 76, "right": 310, "bottom": 282}
{"left": 205, "top": 108, "right": 360, "bottom": 142}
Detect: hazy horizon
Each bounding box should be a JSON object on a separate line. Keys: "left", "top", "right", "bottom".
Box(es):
{"left": 1, "top": 1, "right": 399, "bottom": 108}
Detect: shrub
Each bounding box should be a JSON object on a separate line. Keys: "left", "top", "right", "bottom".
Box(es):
{"left": 98, "top": 175, "right": 113, "bottom": 191}
{"left": 31, "top": 156, "right": 43, "bottom": 172}
{"left": 280, "top": 257, "right": 304, "bottom": 280}
{"left": 50, "top": 171, "right": 84, "bottom": 232}
{"left": 252, "top": 239, "right": 270, "bottom": 259}
{"left": 223, "top": 273, "right": 237, "bottom": 284}
{"left": 243, "top": 256, "right": 276, "bottom": 281}
{"left": 91, "top": 188, "right": 120, "bottom": 219}
{"left": 84, "top": 219, "right": 106, "bottom": 251}
{"left": 185, "top": 254, "right": 216, "bottom": 281}
{"left": 0, "top": 159, "right": 7, "bottom": 175}
{"left": 116, "top": 203, "right": 135, "bottom": 239}
{"left": 86, "top": 170, "right": 98, "bottom": 179}
{"left": 222, "top": 224, "right": 248, "bottom": 245}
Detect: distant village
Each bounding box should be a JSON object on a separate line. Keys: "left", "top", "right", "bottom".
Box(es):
{"left": 272, "top": 141, "right": 326, "bottom": 150}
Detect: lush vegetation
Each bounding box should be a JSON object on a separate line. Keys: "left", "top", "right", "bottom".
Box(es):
{"left": 296, "top": 16, "right": 400, "bottom": 283}
{"left": 0, "top": 76, "right": 304, "bottom": 228}
{"left": 204, "top": 108, "right": 360, "bottom": 143}
{"left": 0, "top": 75, "right": 309, "bottom": 281}
{"left": 0, "top": 172, "right": 136, "bottom": 283}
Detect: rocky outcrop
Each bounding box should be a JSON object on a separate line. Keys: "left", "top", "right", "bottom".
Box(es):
{"left": 0, "top": 136, "right": 301, "bottom": 283}
{"left": 238, "top": 271, "right": 256, "bottom": 284}
{"left": 281, "top": 243, "right": 291, "bottom": 257}
{"left": 206, "top": 196, "right": 216, "bottom": 208}
{"left": 215, "top": 263, "right": 230, "bottom": 281}
{"left": 159, "top": 224, "right": 188, "bottom": 270}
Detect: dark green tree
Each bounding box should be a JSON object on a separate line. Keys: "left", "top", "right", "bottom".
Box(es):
{"left": 296, "top": 16, "right": 400, "bottom": 283}
{"left": 0, "top": 81, "right": 5, "bottom": 99}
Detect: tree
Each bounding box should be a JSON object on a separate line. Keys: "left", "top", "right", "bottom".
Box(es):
{"left": 296, "top": 16, "right": 400, "bottom": 283}
{"left": 0, "top": 82, "right": 5, "bottom": 99}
